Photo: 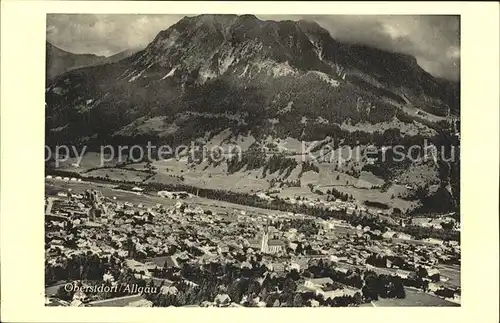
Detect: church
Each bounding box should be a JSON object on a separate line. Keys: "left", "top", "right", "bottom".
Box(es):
{"left": 250, "top": 219, "right": 285, "bottom": 254}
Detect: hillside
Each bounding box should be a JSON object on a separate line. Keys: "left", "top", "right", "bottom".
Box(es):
{"left": 103, "top": 48, "right": 143, "bottom": 64}
{"left": 46, "top": 42, "right": 106, "bottom": 79}
{"left": 45, "top": 14, "right": 460, "bottom": 215}
{"left": 46, "top": 42, "right": 141, "bottom": 80}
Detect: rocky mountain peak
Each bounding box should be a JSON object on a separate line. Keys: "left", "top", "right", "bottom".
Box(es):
{"left": 46, "top": 14, "right": 459, "bottom": 148}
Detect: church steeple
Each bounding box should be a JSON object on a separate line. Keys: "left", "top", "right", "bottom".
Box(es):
{"left": 261, "top": 219, "right": 270, "bottom": 253}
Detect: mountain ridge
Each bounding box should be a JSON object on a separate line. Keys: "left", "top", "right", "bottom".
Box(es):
{"left": 46, "top": 14, "right": 458, "bottom": 144}
{"left": 46, "top": 41, "right": 141, "bottom": 80}
{"left": 46, "top": 42, "right": 106, "bottom": 79}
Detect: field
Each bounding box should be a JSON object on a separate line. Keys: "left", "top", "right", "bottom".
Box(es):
{"left": 363, "top": 288, "right": 459, "bottom": 307}
{"left": 83, "top": 168, "right": 152, "bottom": 182}
{"left": 318, "top": 184, "right": 417, "bottom": 213}
{"left": 143, "top": 173, "right": 184, "bottom": 186}
{"left": 400, "top": 105, "right": 447, "bottom": 124}
{"left": 49, "top": 142, "right": 438, "bottom": 214}
{"left": 146, "top": 158, "right": 271, "bottom": 193}
{"left": 437, "top": 264, "right": 460, "bottom": 288}
{"left": 52, "top": 152, "right": 125, "bottom": 173}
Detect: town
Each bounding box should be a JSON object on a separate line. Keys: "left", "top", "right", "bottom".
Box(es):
{"left": 45, "top": 176, "right": 460, "bottom": 307}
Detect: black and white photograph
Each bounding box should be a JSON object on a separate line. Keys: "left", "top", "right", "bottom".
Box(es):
{"left": 42, "top": 12, "right": 464, "bottom": 308}
{"left": 2, "top": 0, "right": 500, "bottom": 321}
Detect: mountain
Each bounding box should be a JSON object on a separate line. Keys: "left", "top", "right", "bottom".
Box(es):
{"left": 46, "top": 42, "right": 106, "bottom": 79}
{"left": 46, "top": 42, "right": 141, "bottom": 80}
{"left": 103, "top": 47, "right": 143, "bottom": 64}
{"left": 45, "top": 14, "right": 460, "bottom": 214}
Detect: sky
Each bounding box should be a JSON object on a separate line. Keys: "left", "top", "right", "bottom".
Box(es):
{"left": 46, "top": 14, "right": 460, "bottom": 81}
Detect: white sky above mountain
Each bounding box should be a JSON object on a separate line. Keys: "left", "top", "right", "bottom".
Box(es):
{"left": 46, "top": 14, "right": 460, "bottom": 81}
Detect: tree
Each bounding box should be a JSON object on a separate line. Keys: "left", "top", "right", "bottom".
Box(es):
{"left": 124, "top": 237, "right": 136, "bottom": 258}
{"left": 286, "top": 269, "right": 300, "bottom": 281}
{"left": 228, "top": 280, "right": 242, "bottom": 304}
{"left": 362, "top": 271, "right": 379, "bottom": 301}
{"left": 284, "top": 293, "right": 295, "bottom": 307}
{"left": 422, "top": 279, "right": 429, "bottom": 292}
{"left": 429, "top": 273, "right": 441, "bottom": 283}
{"left": 293, "top": 294, "right": 304, "bottom": 307}
{"left": 155, "top": 294, "right": 169, "bottom": 307}
{"left": 435, "top": 287, "right": 455, "bottom": 298}
{"left": 56, "top": 285, "right": 73, "bottom": 301}
{"left": 353, "top": 292, "right": 363, "bottom": 305}
{"left": 247, "top": 278, "right": 261, "bottom": 298}
{"left": 392, "top": 277, "right": 406, "bottom": 299}
{"left": 265, "top": 294, "right": 278, "bottom": 307}
{"left": 282, "top": 277, "right": 297, "bottom": 294}
{"left": 416, "top": 266, "right": 428, "bottom": 279}
{"left": 260, "top": 286, "right": 268, "bottom": 301}
{"left": 441, "top": 221, "right": 454, "bottom": 230}
{"left": 185, "top": 286, "right": 198, "bottom": 305}
{"left": 176, "top": 291, "right": 187, "bottom": 306}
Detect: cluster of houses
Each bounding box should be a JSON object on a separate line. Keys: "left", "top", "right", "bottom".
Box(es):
{"left": 411, "top": 214, "right": 459, "bottom": 231}
{"left": 157, "top": 190, "right": 194, "bottom": 199}
{"left": 46, "top": 175, "right": 82, "bottom": 182}
{"left": 255, "top": 190, "right": 392, "bottom": 218}
{"left": 45, "top": 186, "right": 460, "bottom": 307}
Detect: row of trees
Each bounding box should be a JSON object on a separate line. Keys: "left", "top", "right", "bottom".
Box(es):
{"left": 299, "top": 161, "right": 319, "bottom": 176}
{"left": 326, "top": 187, "right": 353, "bottom": 202}
{"left": 45, "top": 253, "right": 109, "bottom": 284}
{"left": 262, "top": 154, "right": 298, "bottom": 178}
{"left": 226, "top": 147, "right": 267, "bottom": 174}
{"left": 269, "top": 178, "right": 301, "bottom": 188}
{"left": 362, "top": 271, "right": 406, "bottom": 300}
{"left": 364, "top": 200, "right": 390, "bottom": 210}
